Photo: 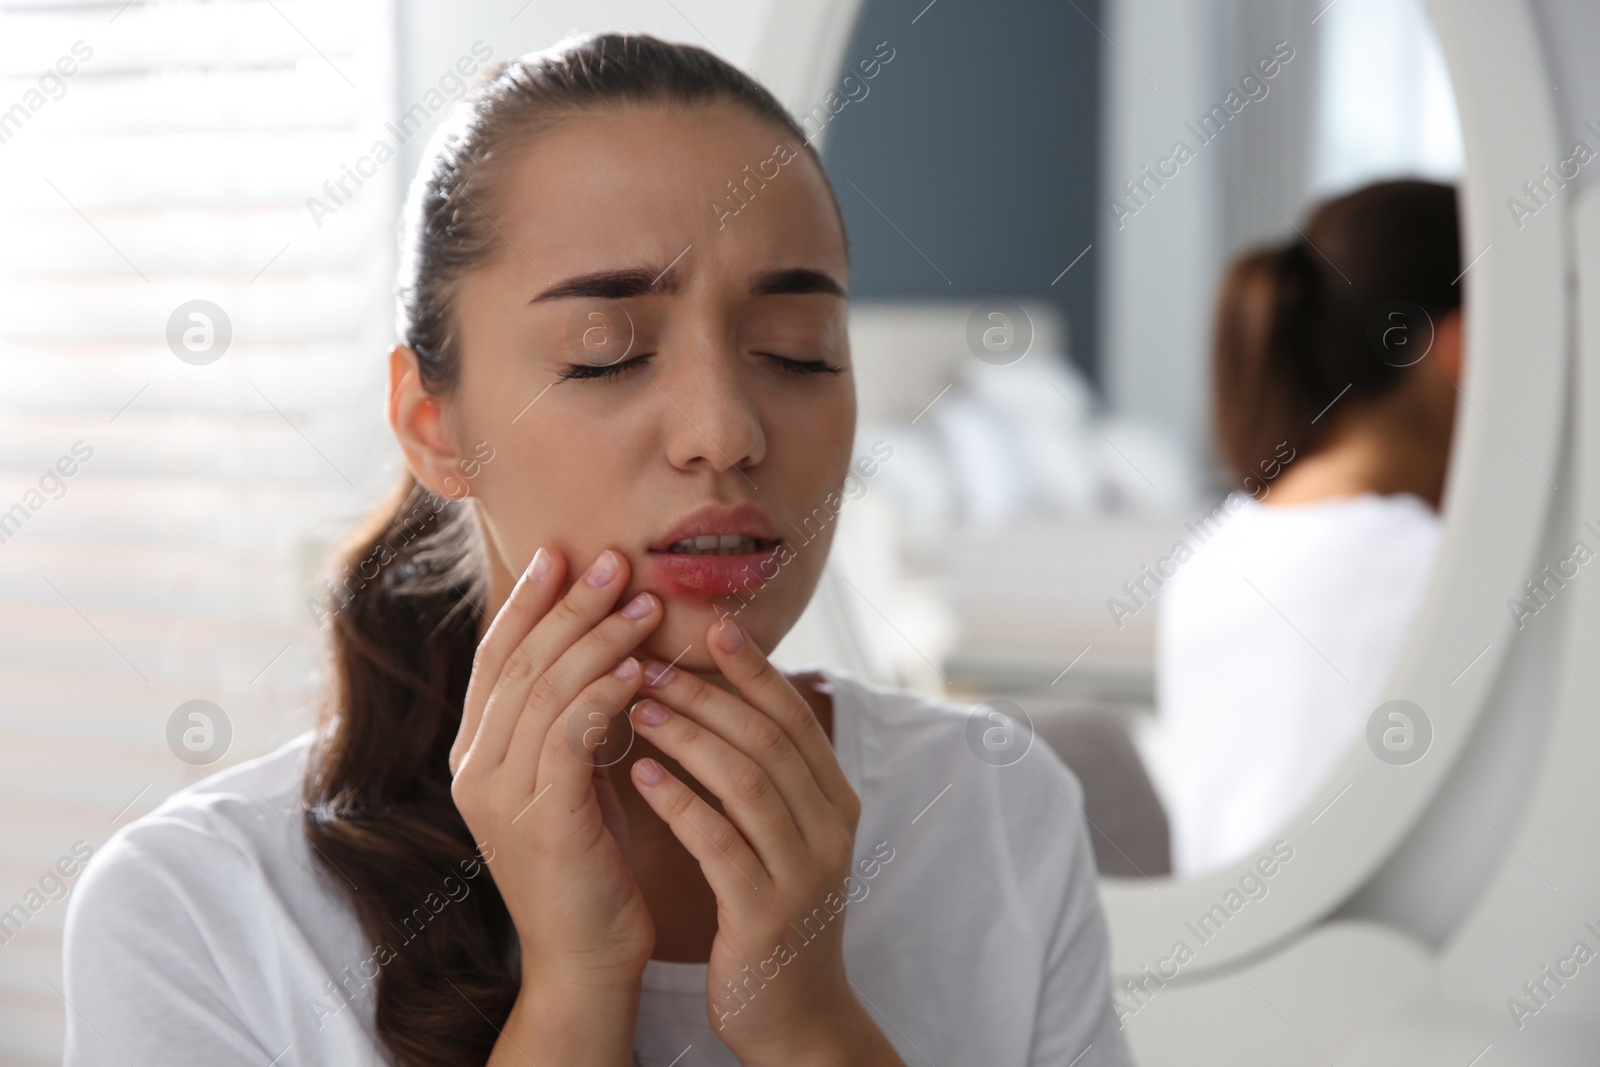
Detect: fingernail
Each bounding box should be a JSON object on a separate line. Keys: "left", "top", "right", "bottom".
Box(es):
{"left": 611, "top": 656, "right": 639, "bottom": 680}
{"left": 717, "top": 621, "right": 746, "bottom": 654}
{"left": 632, "top": 699, "right": 669, "bottom": 726}
{"left": 527, "top": 547, "right": 551, "bottom": 582}
{"left": 634, "top": 757, "right": 664, "bottom": 784}
{"left": 642, "top": 661, "right": 676, "bottom": 687}
{"left": 585, "top": 550, "right": 619, "bottom": 587}
{"left": 620, "top": 592, "right": 655, "bottom": 620}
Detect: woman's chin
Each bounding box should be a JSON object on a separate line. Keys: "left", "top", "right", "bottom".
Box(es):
{"left": 639, "top": 601, "right": 784, "bottom": 671}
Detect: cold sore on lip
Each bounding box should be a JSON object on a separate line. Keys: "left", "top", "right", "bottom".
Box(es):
{"left": 646, "top": 539, "right": 785, "bottom": 598}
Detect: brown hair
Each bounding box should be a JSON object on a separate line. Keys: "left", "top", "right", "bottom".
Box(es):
{"left": 300, "top": 33, "right": 839, "bottom": 1066}
{"left": 1211, "top": 178, "right": 1460, "bottom": 478}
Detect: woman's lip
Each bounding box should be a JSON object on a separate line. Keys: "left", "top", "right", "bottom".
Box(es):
{"left": 645, "top": 543, "right": 784, "bottom": 599}
{"left": 648, "top": 503, "right": 781, "bottom": 553}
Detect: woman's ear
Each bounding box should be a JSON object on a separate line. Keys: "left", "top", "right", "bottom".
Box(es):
{"left": 388, "top": 344, "right": 472, "bottom": 500}
{"left": 1431, "top": 307, "right": 1464, "bottom": 388}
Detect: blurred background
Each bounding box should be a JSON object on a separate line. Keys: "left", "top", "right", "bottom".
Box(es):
{"left": 0, "top": 0, "right": 1461, "bottom": 1059}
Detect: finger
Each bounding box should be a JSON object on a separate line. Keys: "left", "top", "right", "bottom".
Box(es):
{"left": 465, "top": 548, "right": 631, "bottom": 772}
{"left": 452, "top": 546, "right": 565, "bottom": 775}
{"left": 629, "top": 754, "right": 769, "bottom": 898}
{"left": 505, "top": 591, "right": 662, "bottom": 782}
{"left": 627, "top": 697, "right": 804, "bottom": 872}
{"left": 634, "top": 659, "right": 837, "bottom": 844}
{"left": 518, "top": 588, "right": 662, "bottom": 733}
{"left": 644, "top": 619, "right": 854, "bottom": 816}
{"left": 533, "top": 655, "right": 648, "bottom": 809}
{"left": 705, "top": 618, "right": 858, "bottom": 819}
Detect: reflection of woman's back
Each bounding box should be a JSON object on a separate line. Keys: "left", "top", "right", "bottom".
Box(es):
{"left": 1157, "top": 180, "right": 1463, "bottom": 879}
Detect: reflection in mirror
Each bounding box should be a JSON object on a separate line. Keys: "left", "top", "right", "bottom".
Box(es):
{"left": 1159, "top": 179, "right": 1463, "bottom": 878}
{"left": 814, "top": 0, "right": 1463, "bottom": 881}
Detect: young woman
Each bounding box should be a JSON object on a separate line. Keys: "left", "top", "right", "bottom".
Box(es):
{"left": 62, "top": 33, "right": 1130, "bottom": 1067}
{"left": 1157, "top": 180, "right": 1461, "bottom": 878}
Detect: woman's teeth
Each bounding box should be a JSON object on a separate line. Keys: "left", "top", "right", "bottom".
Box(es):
{"left": 667, "top": 534, "right": 762, "bottom": 555}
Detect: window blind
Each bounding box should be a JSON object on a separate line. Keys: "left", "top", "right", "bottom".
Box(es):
{"left": 0, "top": 0, "right": 397, "bottom": 1059}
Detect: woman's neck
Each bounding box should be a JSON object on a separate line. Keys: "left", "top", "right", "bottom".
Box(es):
{"left": 1265, "top": 387, "right": 1454, "bottom": 509}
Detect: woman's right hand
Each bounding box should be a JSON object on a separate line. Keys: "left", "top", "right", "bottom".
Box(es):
{"left": 449, "top": 545, "right": 663, "bottom": 997}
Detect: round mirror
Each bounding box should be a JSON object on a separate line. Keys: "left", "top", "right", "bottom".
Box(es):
{"left": 757, "top": 0, "right": 1565, "bottom": 983}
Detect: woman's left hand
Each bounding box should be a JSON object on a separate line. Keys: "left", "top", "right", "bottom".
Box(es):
{"left": 629, "top": 618, "right": 906, "bottom": 1067}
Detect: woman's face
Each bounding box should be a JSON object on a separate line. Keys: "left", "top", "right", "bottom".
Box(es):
{"left": 393, "top": 103, "right": 855, "bottom": 671}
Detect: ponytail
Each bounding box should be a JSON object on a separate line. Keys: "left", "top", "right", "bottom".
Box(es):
{"left": 302, "top": 471, "right": 518, "bottom": 1064}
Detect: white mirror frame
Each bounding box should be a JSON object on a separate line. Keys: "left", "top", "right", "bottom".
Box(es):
{"left": 1101, "top": 0, "right": 1566, "bottom": 975}
{"left": 752, "top": 0, "right": 1567, "bottom": 977}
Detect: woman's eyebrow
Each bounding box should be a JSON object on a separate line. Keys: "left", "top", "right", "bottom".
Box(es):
{"left": 753, "top": 267, "right": 846, "bottom": 297}
{"left": 529, "top": 267, "right": 662, "bottom": 303}
{"left": 528, "top": 265, "right": 846, "bottom": 303}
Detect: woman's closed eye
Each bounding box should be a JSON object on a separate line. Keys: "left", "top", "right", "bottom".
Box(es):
{"left": 555, "top": 352, "right": 843, "bottom": 382}
{"left": 557, "top": 354, "right": 653, "bottom": 382}
{"left": 760, "top": 352, "right": 844, "bottom": 376}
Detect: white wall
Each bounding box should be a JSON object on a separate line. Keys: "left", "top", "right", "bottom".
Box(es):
{"left": 1100, "top": 0, "right": 1227, "bottom": 469}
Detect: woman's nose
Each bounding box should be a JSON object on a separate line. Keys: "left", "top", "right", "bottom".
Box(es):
{"left": 655, "top": 343, "right": 766, "bottom": 475}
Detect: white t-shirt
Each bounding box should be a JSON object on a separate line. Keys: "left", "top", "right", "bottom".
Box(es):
{"left": 63, "top": 666, "right": 1132, "bottom": 1067}
{"left": 1156, "top": 491, "right": 1442, "bottom": 879}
